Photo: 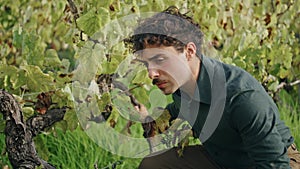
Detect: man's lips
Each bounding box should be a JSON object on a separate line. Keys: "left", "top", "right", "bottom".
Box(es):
{"left": 157, "top": 82, "right": 167, "bottom": 89}
{"left": 153, "top": 79, "right": 167, "bottom": 89}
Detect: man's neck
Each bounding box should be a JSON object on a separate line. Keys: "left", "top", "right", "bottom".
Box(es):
{"left": 182, "top": 58, "right": 201, "bottom": 98}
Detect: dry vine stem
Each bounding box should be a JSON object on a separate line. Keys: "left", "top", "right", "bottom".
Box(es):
{"left": 0, "top": 90, "right": 66, "bottom": 169}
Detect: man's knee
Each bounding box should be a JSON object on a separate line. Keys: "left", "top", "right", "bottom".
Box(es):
{"left": 138, "top": 158, "right": 154, "bottom": 169}
{"left": 138, "top": 149, "right": 177, "bottom": 169}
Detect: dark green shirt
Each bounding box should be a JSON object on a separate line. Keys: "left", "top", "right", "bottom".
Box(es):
{"left": 166, "top": 55, "right": 293, "bottom": 168}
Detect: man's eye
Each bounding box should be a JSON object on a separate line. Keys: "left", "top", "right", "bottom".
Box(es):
{"left": 155, "top": 57, "right": 165, "bottom": 64}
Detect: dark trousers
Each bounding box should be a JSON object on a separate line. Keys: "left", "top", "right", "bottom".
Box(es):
{"left": 138, "top": 144, "right": 300, "bottom": 169}
{"left": 138, "top": 145, "right": 221, "bottom": 169}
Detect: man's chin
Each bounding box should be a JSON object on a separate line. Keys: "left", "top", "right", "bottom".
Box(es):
{"left": 160, "top": 89, "right": 174, "bottom": 95}
{"left": 164, "top": 92, "right": 173, "bottom": 95}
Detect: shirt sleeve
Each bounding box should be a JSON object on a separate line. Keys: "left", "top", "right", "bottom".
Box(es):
{"left": 230, "top": 90, "right": 291, "bottom": 169}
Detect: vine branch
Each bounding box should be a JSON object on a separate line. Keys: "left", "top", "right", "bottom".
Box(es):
{"left": 0, "top": 90, "right": 67, "bottom": 169}
{"left": 276, "top": 79, "right": 300, "bottom": 92}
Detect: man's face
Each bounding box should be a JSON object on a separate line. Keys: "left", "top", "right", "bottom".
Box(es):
{"left": 137, "top": 45, "right": 192, "bottom": 95}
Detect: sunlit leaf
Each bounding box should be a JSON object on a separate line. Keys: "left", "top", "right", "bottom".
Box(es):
{"left": 21, "top": 31, "right": 46, "bottom": 67}
{"left": 149, "top": 89, "right": 167, "bottom": 113}
{"left": 102, "top": 57, "right": 120, "bottom": 74}
{"left": 53, "top": 120, "right": 68, "bottom": 133}
{"left": 132, "top": 69, "right": 151, "bottom": 84}
{"left": 12, "top": 27, "right": 23, "bottom": 49}
{"left": 77, "top": 8, "right": 110, "bottom": 36}
{"left": 64, "top": 109, "right": 79, "bottom": 131}
{"left": 44, "top": 49, "right": 62, "bottom": 68}
{"left": 21, "top": 65, "right": 55, "bottom": 92}
{"left": 131, "top": 87, "right": 149, "bottom": 106}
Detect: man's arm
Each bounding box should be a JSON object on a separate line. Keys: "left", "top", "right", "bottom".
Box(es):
{"left": 230, "top": 90, "right": 291, "bottom": 168}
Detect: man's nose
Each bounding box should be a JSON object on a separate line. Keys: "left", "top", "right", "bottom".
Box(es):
{"left": 148, "top": 68, "right": 160, "bottom": 79}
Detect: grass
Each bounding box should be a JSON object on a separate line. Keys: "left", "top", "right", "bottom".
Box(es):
{"left": 0, "top": 90, "right": 299, "bottom": 169}
{"left": 37, "top": 126, "right": 142, "bottom": 169}
{"left": 277, "top": 90, "right": 300, "bottom": 146}
{"left": 0, "top": 126, "right": 142, "bottom": 169}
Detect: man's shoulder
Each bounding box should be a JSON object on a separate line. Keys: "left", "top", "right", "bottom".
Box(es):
{"left": 200, "top": 55, "right": 266, "bottom": 104}
{"left": 221, "top": 60, "right": 264, "bottom": 96}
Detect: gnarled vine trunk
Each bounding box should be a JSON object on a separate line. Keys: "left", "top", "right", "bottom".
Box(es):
{"left": 0, "top": 90, "right": 66, "bottom": 169}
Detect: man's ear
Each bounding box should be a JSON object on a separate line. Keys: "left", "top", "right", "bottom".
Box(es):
{"left": 185, "top": 42, "right": 197, "bottom": 61}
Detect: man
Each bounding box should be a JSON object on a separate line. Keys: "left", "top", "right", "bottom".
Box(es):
{"left": 128, "top": 6, "right": 300, "bottom": 169}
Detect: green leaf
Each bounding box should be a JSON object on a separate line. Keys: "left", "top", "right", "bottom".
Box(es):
{"left": 132, "top": 69, "right": 151, "bottom": 84}
{"left": 73, "top": 41, "right": 105, "bottom": 84}
{"left": 77, "top": 8, "right": 110, "bottom": 36}
{"left": 149, "top": 89, "right": 167, "bottom": 113}
{"left": 97, "top": 92, "right": 111, "bottom": 112}
{"left": 0, "top": 64, "right": 27, "bottom": 91}
{"left": 44, "top": 49, "right": 62, "bottom": 68}
{"left": 21, "top": 31, "right": 46, "bottom": 67}
{"left": 102, "top": 57, "right": 119, "bottom": 74}
{"left": 278, "top": 67, "right": 290, "bottom": 79}
{"left": 268, "top": 81, "right": 279, "bottom": 92}
{"left": 111, "top": 89, "right": 134, "bottom": 119}
{"left": 61, "top": 59, "right": 71, "bottom": 73}
{"left": 77, "top": 9, "right": 101, "bottom": 36}
{"left": 12, "top": 69, "right": 27, "bottom": 90}
{"left": 107, "top": 106, "right": 120, "bottom": 126}
{"left": 21, "top": 65, "right": 55, "bottom": 92}
{"left": 87, "top": 0, "right": 113, "bottom": 9}
{"left": 117, "top": 54, "right": 132, "bottom": 77}
{"left": 270, "top": 64, "right": 281, "bottom": 77}
{"left": 53, "top": 120, "right": 68, "bottom": 133}
{"left": 234, "top": 58, "right": 246, "bottom": 69}
{"left": 154, "top": 108, "right": 171, "bottom": 133}
{"left": 0, "top": 64, "right": 18, "bottom": 78}
{"left": 131, "top": 87, "right": 149, "bottom": 106}
{"left": 12, "top": 27, "right": 23, "bottom": 49}
{"left": 64, "top": 109, "right": 79, "bottom": 131}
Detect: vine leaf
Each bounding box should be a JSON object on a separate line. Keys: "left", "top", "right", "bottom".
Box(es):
{"left": 152, "top": 108, "right": 171, "bottom": 133}
{"left": 13, "top": 30, "right": 46, "bottom": 67}
{"left": 44, "top": 49, "right": 62, "bottom": 68}
{"left": 21, "top": 65, "right": 55, "bottom": 92}
{"left": 77, "top": 8, "right": 110, "bottom": 36}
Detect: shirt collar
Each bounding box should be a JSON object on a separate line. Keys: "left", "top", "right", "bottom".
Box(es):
{"left": 173, "top": 55, "right": 212, "bottom": 104}
{"left": 196, "top": 58, "right": 211, "bottom": 104}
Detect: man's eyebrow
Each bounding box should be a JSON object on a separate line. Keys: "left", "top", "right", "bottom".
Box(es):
{"left": 148, "top": 54, "right": 164, "bottom": 61}
{"left": 134, "top": 54, "right": 164, "bottom": 63}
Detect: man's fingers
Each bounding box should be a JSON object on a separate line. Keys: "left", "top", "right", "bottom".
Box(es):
{"left": 135, "top": 104, "right": 149, "bottom": 120}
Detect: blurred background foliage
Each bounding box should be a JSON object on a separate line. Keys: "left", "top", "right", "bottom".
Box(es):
{"left": 0, "top": 0, "right": 299, "bottom": 168}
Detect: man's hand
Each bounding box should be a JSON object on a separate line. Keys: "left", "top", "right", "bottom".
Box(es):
{"left": 135, "top": 104, "right": 149, "bottom": 121}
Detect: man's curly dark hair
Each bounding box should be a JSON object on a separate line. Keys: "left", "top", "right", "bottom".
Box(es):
{"left": 127, "top": 6, "right": 204, "bottom": 57}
